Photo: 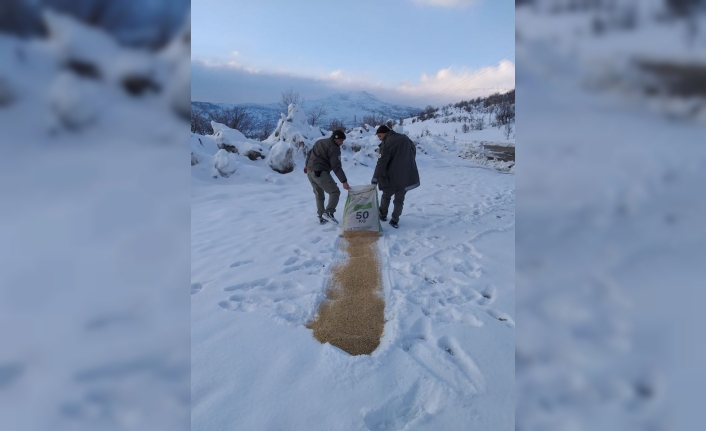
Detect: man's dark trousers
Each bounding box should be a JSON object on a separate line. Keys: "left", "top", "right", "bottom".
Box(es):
{"left": 379, "top": 187, "right": 407, "bottom": 222}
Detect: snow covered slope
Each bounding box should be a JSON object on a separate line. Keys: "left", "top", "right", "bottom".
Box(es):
{"left": 191, "top": 102, "right": 514, "bottom": 429}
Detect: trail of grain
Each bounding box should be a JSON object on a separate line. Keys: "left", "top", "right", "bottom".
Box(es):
{"left": 307, "top": 231, "right": 385, "bottom": 356}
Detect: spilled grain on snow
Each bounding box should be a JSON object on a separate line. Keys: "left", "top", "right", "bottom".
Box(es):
{"left": 307, "top": 231, "right": 385, "bottom": 356}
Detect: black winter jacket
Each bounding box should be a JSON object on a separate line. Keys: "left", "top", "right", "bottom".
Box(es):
{"left": 372, "top": 130, "right": 420, "bottom": 191}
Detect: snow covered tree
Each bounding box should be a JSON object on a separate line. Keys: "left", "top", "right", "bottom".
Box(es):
{"left": 496, "top": 103, "right": 515, "bottom": 125}
{"left": 258, "top": 120, "right": 274, "bottom": 141}
{"left": 210, "top": 106, "right": 255, "bottom": 136}
{"left": 504, "top": 122, "right": 513, "bottom": 140}
{"left": 361, "top": 114, "right": 387, "bottom": 127}
{"left": 191, "top": 108, "right": 210, "bottom": 135}
{"left": 280, "top": 87, "right": 302, "bottom": 113}
{"left": 307, "top": 105, "right": 327, "bottom": 127}
{"left": 328, "top": 118, "right": 345, "bottom": 131}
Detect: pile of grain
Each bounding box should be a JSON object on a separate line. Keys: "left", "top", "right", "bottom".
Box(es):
{"left": 307, "top": 231, "right": 385, "bottom": 356}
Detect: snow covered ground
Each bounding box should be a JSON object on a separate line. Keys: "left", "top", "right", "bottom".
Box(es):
{"left": 516, "top": 4, "right": 706, "bottom": 430}
{"left": 191, "top": 108, "right": 515, "bottom": 429}
{"left": 1, "top": 10, "right": 191, "bottom": 431}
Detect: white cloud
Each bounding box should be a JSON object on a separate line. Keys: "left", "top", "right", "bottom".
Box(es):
{"left": 395, "top": 60, "right": 515, "bottom": 104}
{"left": 191, "top": 58, "right": 514, "bottom": 106}
{"left": 411, "top": 0, "right": 481, "bottom": 8}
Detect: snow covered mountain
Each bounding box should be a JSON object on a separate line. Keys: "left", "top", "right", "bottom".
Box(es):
{"left": 304, "top": 90, "right": 423, "bottom": 124}
{"left": 192, "top": 91, "right": 422, "bottom": 129}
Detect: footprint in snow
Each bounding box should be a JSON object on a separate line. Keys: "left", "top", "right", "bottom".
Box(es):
{"left": 191, "top": 283, "right": 203, "bottom": 295}
{"left": 282, "top": 258, "right": 324, "bottom": 275}
{"left": 486, "top": 308, "right": 515, "bottom": 328}
{"left": 283, "top": 256, "right": 299, "bottom": 266}
{"left": 229, "top": 259, "right": 254, "bottom": 268}
{"left": 223, "top": 278, "right": 269, "bottom": 292}
{"left": 477, "top": 285, "right": 496, "bottom": 306}
{"left": 398, "top": 317, "right": 485, "bottom": 394}
{"left": 363, "top": 381, "right": 441, "bottom": 431}
{"left": 218, "top": 279, "right": 308, "bottom": 324}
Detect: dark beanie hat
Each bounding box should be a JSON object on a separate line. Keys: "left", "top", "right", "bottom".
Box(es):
{"left": 376, "top": 125, "right": 390, "bottom": 134}
{"left": 331, "top": 130, "right": 346, "bottom": 140}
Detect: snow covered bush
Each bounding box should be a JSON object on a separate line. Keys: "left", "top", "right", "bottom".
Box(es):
{"left": 265, "top": 104, "right": 326, "bottom": 155}
{"left": 268, "top": 141, "right": 295, "bottom": 174}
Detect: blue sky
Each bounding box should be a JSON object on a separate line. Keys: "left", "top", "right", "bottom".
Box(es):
{"left": 191, "top": 0, "right": 514, "bottom": 107}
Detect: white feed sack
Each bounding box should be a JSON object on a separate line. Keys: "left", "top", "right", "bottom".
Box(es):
{"left": 342, "top": 185, "right": 382, "bottom": 233}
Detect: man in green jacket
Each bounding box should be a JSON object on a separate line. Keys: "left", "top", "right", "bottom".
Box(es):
{"left": 371, "top": 125, "right": 420, "bottom": 228}
{"left": 304, "top": 130, "right": 351, "bottom": 224}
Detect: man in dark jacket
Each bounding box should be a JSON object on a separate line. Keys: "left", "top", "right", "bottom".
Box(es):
{"left": 370, "top": 125, "right": 420, "bottom": 228}
{"left": 304, "top": 130, "right": 351, "bottom": 224}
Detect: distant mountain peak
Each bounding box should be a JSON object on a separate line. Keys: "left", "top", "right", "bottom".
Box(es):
{"left": 328, "top": 91, "right": 378, "bottom": 102}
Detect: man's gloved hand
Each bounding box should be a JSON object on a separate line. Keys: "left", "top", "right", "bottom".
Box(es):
{"left": 303, "top": 166, "right": 308, "bottom": 174}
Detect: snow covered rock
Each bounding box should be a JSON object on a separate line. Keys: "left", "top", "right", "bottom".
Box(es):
{"left": 190, "top": 134, "right": 217, "bottom": 169}
{"left": 213, "top": 149, "right": 236, "bottom": 178}
{"left": 268, "top": 141, "right": 295, "bottom": 174}
{"left": 211, "top": 121, "right": 266, "bottom": 160}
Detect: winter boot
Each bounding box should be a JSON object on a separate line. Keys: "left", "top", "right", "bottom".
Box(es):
{"left": 323, "top": 211, "right": 339, "bottom": 224}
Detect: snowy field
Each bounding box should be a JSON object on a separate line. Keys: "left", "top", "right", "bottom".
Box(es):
{"left": 1, "top": 10, "right": 191, "bottom": 431}
{"left": 516, "top": 3, "right": 706, "bottom": 430}
{"left": 191, "top": 109, "right": 515, "bottom": 430}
